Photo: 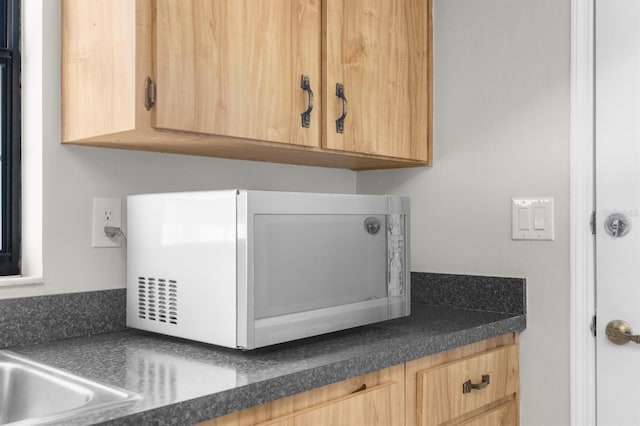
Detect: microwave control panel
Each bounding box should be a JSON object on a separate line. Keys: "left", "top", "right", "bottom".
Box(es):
{"left": 388, "top": 214, "right": 405, "bottom": 297}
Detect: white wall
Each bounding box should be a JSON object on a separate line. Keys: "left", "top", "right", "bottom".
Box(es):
{"left": 0, "top": 1, "right": 356, "bottom": 299}
{"left": 357, "top": 1, "right": 571, "bottom": 425}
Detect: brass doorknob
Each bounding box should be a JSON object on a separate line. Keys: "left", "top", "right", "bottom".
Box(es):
{"left": 606, "top": 320, "right": 640, "bottom": 345}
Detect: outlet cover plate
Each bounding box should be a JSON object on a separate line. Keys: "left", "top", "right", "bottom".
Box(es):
{"left": 92, "top": 197, "right": 122, "bottom": 248}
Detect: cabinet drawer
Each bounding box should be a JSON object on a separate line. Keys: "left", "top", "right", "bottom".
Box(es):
{"left": 256, "top": 379, "right": 403, "bottom": 426}
{"left": 417, "top": 344, "right": 519, "bottom": 426}
{"left": 458, "top": 400, "right": 517, "bottom": 426}
{"left": 200, "top": 364, "right": 405, "bottom": 426}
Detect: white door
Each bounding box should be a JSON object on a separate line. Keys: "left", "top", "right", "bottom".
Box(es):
{"left": 596, "top": 1, "right": 640, "bottom": 424}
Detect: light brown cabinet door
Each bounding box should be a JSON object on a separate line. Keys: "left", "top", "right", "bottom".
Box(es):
{"left": 155, "top": 0, "right": 321, "bottom": 148}
{"left": 323, "top": 0, "right": 431, "bottom": 161}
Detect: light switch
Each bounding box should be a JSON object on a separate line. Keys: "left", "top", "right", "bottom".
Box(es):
{"left": 518, "top": 208, "right": 530, "bottom": 230}
{"left": 512, "top": 198, "right": 554, "bottom": 240}
{"left": 533, "top": 207, "right": 545, "bottom": 230}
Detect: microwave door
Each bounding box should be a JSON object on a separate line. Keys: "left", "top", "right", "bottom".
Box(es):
{"left": 251, "top": 214, "right": 390, "bottom": 347}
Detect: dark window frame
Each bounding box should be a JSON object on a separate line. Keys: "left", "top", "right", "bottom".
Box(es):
{"left": 0, "top": 0, "right": 21, "bottom": 276}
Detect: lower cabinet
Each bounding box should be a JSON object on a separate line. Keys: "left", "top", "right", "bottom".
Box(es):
{"left": 406, "top": 333, "right": 519, "bottom": 426}
{"left": 199, "top": 333, "right": 519, "bottom": 426}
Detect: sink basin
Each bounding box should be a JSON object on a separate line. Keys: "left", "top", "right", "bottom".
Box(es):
{"left": 0, "top": 350, "right": 139, "bottom": 425}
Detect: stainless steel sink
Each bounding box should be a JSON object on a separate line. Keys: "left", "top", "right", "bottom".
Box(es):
{"left": 0, "top": 350, "right": 139, "bottom": 425}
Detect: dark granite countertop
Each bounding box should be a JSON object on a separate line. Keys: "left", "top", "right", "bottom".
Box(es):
{"left": 11, "top": 304, "right": 526, "bottom": 426}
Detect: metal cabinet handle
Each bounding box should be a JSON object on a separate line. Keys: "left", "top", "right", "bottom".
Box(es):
{"left": 351, "top": 384, "right": 367, "bottom": 394}
{"left": 335, "top": 83, "right": 348, "bottom": 133}
{"left": 462, "top": 375, "right": 490, "bottom": 394}
{"left": 145, "top": 77, "right": 156, "bottom": 111}
{"left": 300, "top": 75, "right": 314, "bottom": 128}
{"left": 606, "top": 320, "right": 640, "bottom": 345}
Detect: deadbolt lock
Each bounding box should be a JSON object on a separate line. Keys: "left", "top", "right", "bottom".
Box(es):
{"left": 605, "top": 213, "right": 631, "bottom": 238}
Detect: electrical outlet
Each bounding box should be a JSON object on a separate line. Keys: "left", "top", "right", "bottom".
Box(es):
{"left": 92, "top": 197, "right": 122, "bottom": 248}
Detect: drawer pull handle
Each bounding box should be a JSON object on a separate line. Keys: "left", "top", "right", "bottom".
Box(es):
{"left": 351, "top": 384, "right": 367, "bottom": 394}
{"left": 462, "top": 374, "right": 490, "bottom": 394}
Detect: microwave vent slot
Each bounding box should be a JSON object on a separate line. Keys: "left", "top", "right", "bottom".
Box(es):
{"left": 137, "top": 277, "right": 178, "bottom": 325}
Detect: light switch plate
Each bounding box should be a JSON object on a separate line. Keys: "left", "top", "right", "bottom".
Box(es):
{"left": 512, "top": 197, "right": 554, "bottom": 240}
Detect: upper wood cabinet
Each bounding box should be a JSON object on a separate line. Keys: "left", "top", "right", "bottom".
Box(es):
{"left": 61, "top": 0, "right": 432, "bottom": 170}
{"left": 323, "top": 0, "right": 431, "bottom": 161}
{"left": 154, "top": 0, "right": 321, "bottom": 148}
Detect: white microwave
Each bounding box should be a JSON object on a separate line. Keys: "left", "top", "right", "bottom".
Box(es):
{"left": 126, "top": 190, "right": 410, "bottom": 349}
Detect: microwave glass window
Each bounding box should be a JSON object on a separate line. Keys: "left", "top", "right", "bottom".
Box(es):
{"left": 253, "top": 214, "right": 388, "bottom": 319}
